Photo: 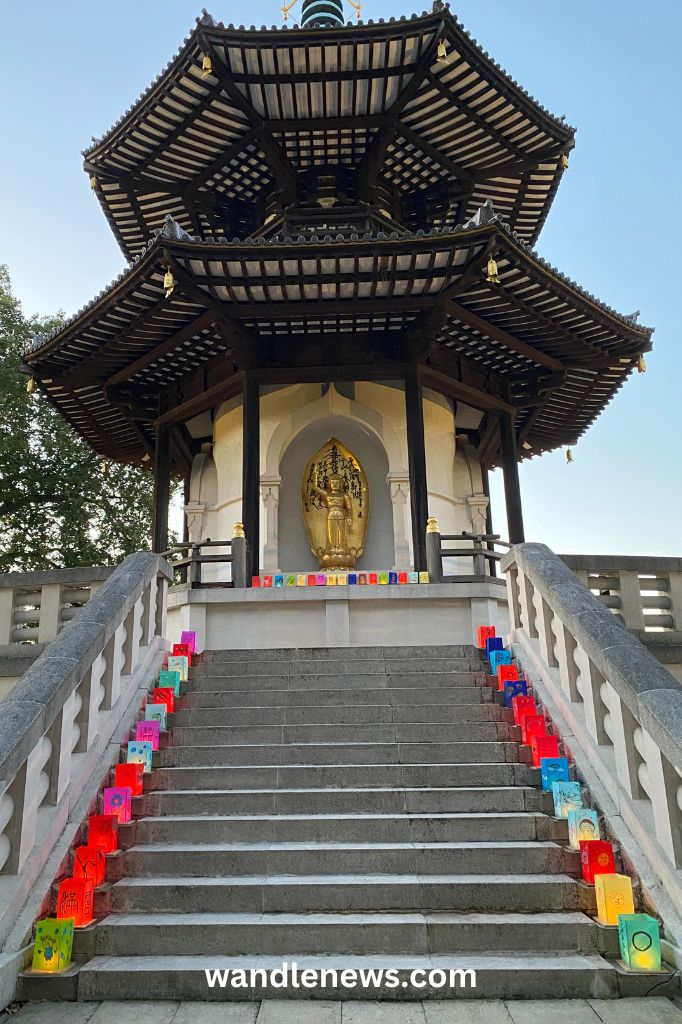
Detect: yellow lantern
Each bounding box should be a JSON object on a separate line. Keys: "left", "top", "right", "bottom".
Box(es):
{"left": 31, "top": 918, "right": 75, "bottom": 973}
{"left": 595, "top": 873, "right": 635, "bottom": 926}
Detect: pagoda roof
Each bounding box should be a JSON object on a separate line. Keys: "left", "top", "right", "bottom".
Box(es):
{"left": 25, "top": 213, "right": 651, "bottom": 470}
{"left": 83, "top": 7, "right": 575, "bottom": 259}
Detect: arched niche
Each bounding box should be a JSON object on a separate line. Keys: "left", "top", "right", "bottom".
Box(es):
{"left": 278, "top": 417, "right": 395, "bottom": 570}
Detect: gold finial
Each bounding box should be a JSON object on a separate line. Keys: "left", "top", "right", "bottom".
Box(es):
{"left": 561, "top": 153, "right": 570, "bottom": 170}
{"left": 101, "top": 461, "right": 110, "bottom": 479}
{"left": 163, "top": 269, "right": 175, "bottom": 298}
{"left": 426, "top": 516, "right": 440, "bottom": 534}
{"left": 201, "top": 55, "right": 213, "bottom": 78}
{"left": 637, "top": 355, "right": 647, "bottom": 374}
{"left": 485, "top": 256, "right": 501, "bottom": 284}
{"left": 89, "top": 174, "right": 99, "bottom": 190}
{"left": 232, "top": 522, "right": 246, "bottom": 539}
{"left": 436, "top": 39, "right": 447, "bottom": 63}
{"left": 565, "top": 448, "right": 574, "bottom": 464}
{"left": 26, "top": 377, "right": 36, "bottom": 395}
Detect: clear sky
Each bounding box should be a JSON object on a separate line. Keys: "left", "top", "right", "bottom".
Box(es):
{"left": 1, "top": 1, "right": 680, "bottom": 555}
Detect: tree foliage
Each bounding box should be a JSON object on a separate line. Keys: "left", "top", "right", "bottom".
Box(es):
{"left": 0, "top": 265, "right": 155, "bottom": 571}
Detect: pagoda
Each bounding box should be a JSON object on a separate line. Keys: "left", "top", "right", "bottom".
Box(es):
{"left": 22, "top": 3, "right": 652, "bottom": 579}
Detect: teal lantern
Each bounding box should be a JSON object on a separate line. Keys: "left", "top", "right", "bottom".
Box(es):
{"left": 618, "top": 914, "right": 662, "bottom": 971}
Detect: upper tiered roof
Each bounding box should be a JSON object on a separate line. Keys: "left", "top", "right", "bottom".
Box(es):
{"left": 84, "top": 6, "right": 575, "bottom": 259}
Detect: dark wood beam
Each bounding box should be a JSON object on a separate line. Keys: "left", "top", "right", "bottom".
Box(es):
{"left": 152, "top": 423, "right": 171, "bottom": 552}
{"left": 106, "top": 310, "right": 218, "bottom": 387}
{"left": 420, "top": 366, "right": 515, "bottom": 416}
{"left": 154, "top": 371, "right": 245, "bottom": 427}
{"left": 405, "top": 367, "right": 429, "bottom": 572}
{"left": 499, "top": 409, "right": 525, "bottom": 544}
{"left": 242, "top": 375, "right": 260, "bottom": 581}
{"left": 446, "top": 300, "right": 565, "bottom": 372}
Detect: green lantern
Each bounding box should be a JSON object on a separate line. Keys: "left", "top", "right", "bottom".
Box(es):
{"left": 31, "top": 917, "right": 75, "bottom": 973}
{"left": 618, "top": 914, "right": 662, "bottom": 971}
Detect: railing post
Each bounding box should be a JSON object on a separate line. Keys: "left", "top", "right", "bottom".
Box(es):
{"left": 0, "top": 588, "right": 14, "bottom": 646}
{"left": 232, "top": 524, "right": 248, "bottom": 588}
{"left": 618, "top": 571, "right": 646, "bottom": 632}
{"left": 425, "top": 517, "right": 443, "bottom": 583}
{"left": 37, "top": 583, "right": 62, "bottom": 643}
{"left": 189, "top": 543, "right": 201, "bottom": 588}
{"left": 668, "top": 571, "right": 682, "bottom": 631}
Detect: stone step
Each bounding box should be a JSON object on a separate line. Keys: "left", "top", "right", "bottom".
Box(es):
{"left": 77, "top": 911, "right": 600, "bottom": 957}
{"left": 173, "top": 702, "right": 508, "bottom": 727}
{"left": 183, "top": 685, "right": 492, "bottom": 708}
{"left": 200, "top": 645, "right": 479, "bottom": 663}
{"left": 124, "top": 811, "right": 564, "bottom": 846}
{"left": 170, "top": 722, "right": 518, "bottom": 747}
{"left": 123, "top": 840, "right": 578, "bottom": 877}
{"left": 72, "top": 951, "right": 657, "bottom": 1001}
{"left": 187, "top": 670, "right": 484, "bottom": 690}
{"left": 142, "top": 784, "right": 549, "bottom": 817}
{"left": 148, "top": 761, "right": 534, "bottom": 792}
{"left": 155, "top": 740, "right": 519, "bottom": 768}
{"left": 110, "top": 872, "right": 592, "bottom": 914}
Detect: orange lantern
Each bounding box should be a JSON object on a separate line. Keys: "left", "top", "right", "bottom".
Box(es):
{"left": 115, "top": 761, "right": 144, "bottom": 797}
{"left": 512, "top": 695, "right": 537, "bottom": 726}
{"left": 152, "top": 686, "right": 175, "bottom": 713}
{"left": 580, "top": 839, "right": 615, "bottom": 884}
{"left": 88, "top": 814, "right": 118, "bottom": 853}
{"left": 57, "top": 876, "right": 95, "bottom": 928}
{"left": 476, "top": 626, "right": 495, "bottom": 649}
{"left": 172, "top": 642, "right": 192, "bottom": 666}
{"left": 73, "top": 844, "right": 105, "bottom": 887}
{"left": 497, "top": 663, "right": 519, "bottom": 691}
{"left": 531, "top": 733, "right": 559, "bottom": 767}
{"left": 521, "top": 713, "right": 547, "bottom": 745}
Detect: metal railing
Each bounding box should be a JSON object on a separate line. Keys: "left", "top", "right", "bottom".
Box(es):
{"left": 163, "top": 530, "right": 247, "bottom": 589}
{"left": 426, "top": 520, "right": 509, "bottom": 585}
{"left": 503, "top": 542, "right": 682, "bottom": 947}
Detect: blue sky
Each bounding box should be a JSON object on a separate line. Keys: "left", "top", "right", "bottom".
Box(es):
{"left": 1, "top": 1, "right": 679, "bottom": 555}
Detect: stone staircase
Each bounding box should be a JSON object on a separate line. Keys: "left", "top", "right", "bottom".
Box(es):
{"left": 27, "top": 645, "right": 669, "bottom": 1001}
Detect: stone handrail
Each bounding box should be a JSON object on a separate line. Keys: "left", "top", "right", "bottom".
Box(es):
{"left": 502, "top": 543, "right": 682, "bottom": 949}
{"left": 560, "top": 554, "right": 682, "bottom": 633}
{"left": 0, "top": 567, "right": 114, "bottom": 647}
{"left": 0, "top": 552, "right": 171, "bottom": 970}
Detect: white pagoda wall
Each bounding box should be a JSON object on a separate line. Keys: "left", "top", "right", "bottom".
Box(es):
{"left": 184, "top": 382, "right": 489, "bottom": 575}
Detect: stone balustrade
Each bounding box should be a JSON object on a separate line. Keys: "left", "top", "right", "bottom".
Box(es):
{"left": 0, "top": 567, "right": 113, "bottom": 647}
{"left": 503, "top": 543, "right": 682, "bottom": 954}
{"left": 0, "top": 552, "right": 170, "bottom": 1000}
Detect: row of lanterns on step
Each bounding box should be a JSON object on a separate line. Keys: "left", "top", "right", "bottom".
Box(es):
{"left": 31, "top": 632, "right": 197, "bottom": 973}
{"left": 477, "top": 624, "right": 663, "bottom": 973}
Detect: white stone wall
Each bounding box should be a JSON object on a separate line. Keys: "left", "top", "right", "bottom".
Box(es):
{"left": 184, "top": 381, "right": 489, "bottom": 572}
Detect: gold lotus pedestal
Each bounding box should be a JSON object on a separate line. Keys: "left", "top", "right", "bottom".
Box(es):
{"left": 302, "top": 438, "right": 368, "bottom": 571}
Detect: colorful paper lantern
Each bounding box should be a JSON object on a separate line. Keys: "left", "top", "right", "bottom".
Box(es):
{"left": 57, "top": 876, "right": 94, "bottom": 928}
{"left": 348, "top": 573, "right": 357, "bottom": 585}
{"left": 540, "top": 756, "right": 570, "bottom": 791}
{"left": 297, "top": 574, "right": 306, "bottom": 586}
{"left": 32, "top": 918, "right": 74, "bottom": 973}
{"left": 274, "top": 575, "right": 284, "bottom": 587}
{"left": 521, "top": 713, "right": 547, "bottom": 745}
{"left": 497, "top": 663, "right": 519, "bottom": 690}
{"left": 418, "top": 571, "right": 430, "bottom": 583}
{"left": 172, "top": 642, "right": 192, "bottom": 665}
{"left": 408, "top": 572, "right": 418, "bottom": 584}
{"left": 180, "top": 630, "right": 197, "bottom": 654}
{"left": 552, "top": 780, "right": 583, "bottom": 819}
{"left": 398, "top": 572, "right": 408, "bottom": 584}
{"left": 512, "top": 695, "right": 537, "bottom": 726}
{"left": 580, "top": 839, "right": 615, "bottom": 884}
{"left": 379, "top": 572, "right": 389, "bottom": 584}
{"left": 489, "top": 650, "right": 512, "bottom": 674}
{"left": 115, "top": 761, "right": 144, "bottom": 797}
{"left": 503, "top": 679, "right": 528, "bottom": 707}
{"left": 485, "top": 636, "right": 503, "bottom": 656}
{"left": 127, "top": 740, "right": 153, "bottom": 773}
{"left": 145, "top": 702, "right": 167, "bottom": 729}
{"left": 316, "top": 573, "right": 327, "bottom": 585}
{"left": 568, "top": 807, "right": 600, "bottom": 849}
{"left": 338, "top": 573, "right": 348, "bottom": 585}
{"left": 263, "top": 576, "right": 273, "bottom": 587}
{"left": 167, "top": 655, "right": 188, "bottom": 682}
{"left": 476, "top": 625, "right": 496, "bottom": 649}
{"left": 103, "top": 786, "right": 132, "bottom": 824}
{"left": 251, "top": 576, "right": 261, "bottom": 587}
{"left": 158, "top": 669, "right": 181, "bottom": 695}
{"left": 618, "top": 914, "right": 661, "bottom": 971}
{"left": 88, "top": 814, "right": 118, "bottom": 853}
{"left": 73, "top": 844, "right": 105, "bottom": 887}
{"left": 307, "top": 574, "right": 317, "bottom": 586}
{"left": 388, "top": 571, "right": 398, "bottom": 584}
{"left": 369, "top": 573, "right": 378, "bottom": 585}
{"left": 595, "top": 872, "right": 634, "bottom": 926}
{"left": 531, "top": 733, "right": 559, "bottom": 767}
{"left": 135, "top": 719, "right": 161, "bottom": 751}
{"left": 327, "top": 574, "right": 337, "bottom": 585}
{"left": 152, "top": 687, "right": 175, "bottom": 713}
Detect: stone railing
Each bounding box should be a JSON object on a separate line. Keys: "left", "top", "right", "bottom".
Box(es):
{"left": 503, "top": 543, "right": 682, "bottom": 953}
{"left": 0, "top": 552, "right": 170, "bottom": 996}
{"left": 0, "top": 567, "right": 113, "bottom": 647}
{"left": 560, "top": 554, "right": 682, "bottom": 633}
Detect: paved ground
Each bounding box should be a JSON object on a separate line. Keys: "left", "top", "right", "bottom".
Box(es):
{"left": 3, "top": 1001, "right": 682, "bottom": 1024}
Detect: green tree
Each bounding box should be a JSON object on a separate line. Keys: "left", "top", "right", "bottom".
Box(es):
{"left": 0, "top": 265, "right": 156, "bottom": 570}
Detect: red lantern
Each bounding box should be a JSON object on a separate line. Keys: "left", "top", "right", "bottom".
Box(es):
{"left": 497, "top": 663, "right": 519, "bottom": 691}
{"left": 580, "top": 839, "right": 616, "bottom": 884}
{"left": 57, "top": 876, "right": 95, "bottom": 928}
{"left": 88, "top": 814, "right": 118, "bottom": 853}
{"left": 172, "top": 642, "right": 192, "bottom": 666}
{"left": 152, "top": 687, "right": 175, "bottom": 713}
{"left": 521, "top": 713, "right": 547, "bottom": 744}
{"left": 476, "top": 626, "right": 495, "bottom": 649}
{"left": 115, "top": 761, "right": 144, "bottom": 797}
{"left": 512, "top": 695, "right": 537, "bottom": 726}
{"left": 73, "top": 844, "right": 105, "bottom": 887}
{"left": 531, "top": 733, "right": 559, "bottom": 767}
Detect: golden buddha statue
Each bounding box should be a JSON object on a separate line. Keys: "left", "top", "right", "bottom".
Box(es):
{"left": 310, "top": 474, "right": 353, "bottom": 569}
{"left": 301, "top": 438, "right": 368, "bottom": 571}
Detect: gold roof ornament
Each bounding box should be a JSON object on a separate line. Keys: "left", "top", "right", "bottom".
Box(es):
{"left": 566, "top": 448, "right": 574, "bottom": 463}
{"left": 163, "top": 269, "right": 175, "bottom": 298}
{"left": 232, "top": 522, "right": 246, "bottom": 539}
{"left": 200, "top": 55, "right": 213, "bottom": 79}
{"left": 426, "top": 516, "right": 440, "bottom": 534}
{"left": 26, "top": 377, "right": 36, "bottom": 395}
{"left": 486, "top": 256, "right": 501, "bottom": 285}
{"left": 437, "top": 39, "right": 447, "bottom": 63}
{"left": 561, "top": 153, "right": 570, "bottom": 170}
{"left": 637, "top": 355, "right": 647, "bottom": 374}
{"left": 89, "top": 175, "right": 99, "bottom": 190}
{"left": 101, "top": 461, "right": 110, "bottom": 479}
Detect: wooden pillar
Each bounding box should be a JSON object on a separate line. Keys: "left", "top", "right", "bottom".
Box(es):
{"left": 404, "top": 368, "right": 428, "bottom": 572}
{"left": 499, "top": 411, "right": 525, "bottom": 544}
{"left": 152, "top": 424, "right": 171, "bottom": 553}
{"left": 481, "top": 464, "right": 496, "bottom": 576}
{"left": 182, "top": 472, "right": 191, "bottom": 544}
{"left": 242, "top": 375, "right": 260, "bottom": 581}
